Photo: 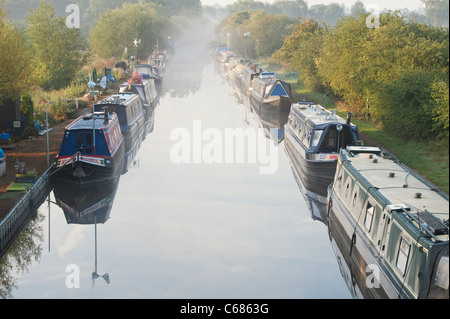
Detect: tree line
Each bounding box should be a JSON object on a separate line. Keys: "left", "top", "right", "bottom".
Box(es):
{"left": 0, "top": 0, "right": 203, "bottom": 98}
{"left": 218, "top": 2, "right": 449, "bottom": 141}
{"left": 206, "top": 0, "right": 449, "bottom": 29}
{"left": 278, "top": 13, "right": 449, "bottom": 140}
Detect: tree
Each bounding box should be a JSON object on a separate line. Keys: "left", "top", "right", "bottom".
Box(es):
{"left": 0, "top": 6, "right": 33, "bottom": 99}
{"left": 269, "top": 0, "right": 308, "bottom": 19}
{"left": 317, "top": 14, "right": 371, "bottom": 110}
{"left": 89, "top": 3, "right": 170, "bottom": 59}
{"left": 219, "top": 10, "right": 295, "bottom": 58}
{"left": 377, "top": 70, "right": 446, "bottom": 139}
{"left": 350, "top": 0, "right": 366, "bottom": 17}
{"left": 26, "top": 0, "right": 86, "bottom": 90}
{"left": 276, "top": 18, "right": 327, "bottom": 91}
{"left": 248, "top": 11, "right": 295, "bottom": 57}
{"left": 20, "top": 94, "right": 35, "bottom": 131}
{"left": 421, "top": 0, "right": 449, "bottom": 27}
{"left": 227, "top": 0, "right": 267, "bottom": 15}
{"left": 429, "top": 78, "right": 449, "bottom": 136}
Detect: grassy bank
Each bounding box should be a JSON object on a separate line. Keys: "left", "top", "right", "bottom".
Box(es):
{"left": 256, "top": 60, "right": 449, "bottom": 194}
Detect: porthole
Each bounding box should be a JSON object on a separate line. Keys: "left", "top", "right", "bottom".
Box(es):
{"left": 352, "top": 191, "right": 358, "bottom": 208}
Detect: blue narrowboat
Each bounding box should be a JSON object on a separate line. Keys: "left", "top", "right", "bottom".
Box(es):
{"left": 134, "top": 64, "right": 163, "bottom": 85}
{"left": 119, "top": 75, "right": 158, "bottom": 110}
{"left": 94, "top": 93, "right": 146, "bottom": 153}
{"left": 250, "top": 72, "right": 293, "bottom": 111}
{"left": 53, "top": 109, "right": 125, "bottom": 183}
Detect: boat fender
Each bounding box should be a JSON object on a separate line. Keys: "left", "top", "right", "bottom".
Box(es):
{"left": 73, "top": 166, "right": 86, "bottom": 178}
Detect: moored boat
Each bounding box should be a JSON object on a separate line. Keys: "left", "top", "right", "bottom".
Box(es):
{"left": 217, "top": 49, "right": 233, "bottom": 76}
{"left": 94, "top": 93, "right": 146, "bottom": 153}
{"left": 327, "top": 145, "right": 449, "bottom": 299}
{"left": 228, "top": 57, "right": 249, "bottom": 92}
{"left": 250, "top": 72, "right": 293, "bottom": 111}
{"left": 119, "top": 72, "right": 158, "bottom": 110}
{"left": 284, "top": 102, "right": 360, "bottom": 189}
{"left": 241, "top": 62, "right": 263, "bottom": 97}
{"left": 134, "top": 64, "right": 163, "bottom": 86}
{"left": 53, "top": 109, "right": 125, "bottom": 184}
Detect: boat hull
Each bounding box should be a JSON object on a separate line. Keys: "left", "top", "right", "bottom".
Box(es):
{"left": 52, "top": 142, "right": 125, "bottom": 186}
{"left": 284, "top": 126, "right": 337, "bottom": 193}
{"left": 327, "top": 185, "right": 415, "bottom": 299}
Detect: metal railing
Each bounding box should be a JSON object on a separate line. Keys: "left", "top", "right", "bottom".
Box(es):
{"left": 0, "top": 167, "right": 52, "bottom": 258}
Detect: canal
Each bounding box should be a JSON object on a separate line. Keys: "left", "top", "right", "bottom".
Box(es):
{"left": 0, "top": 34, "right": 351, "bottom": 299}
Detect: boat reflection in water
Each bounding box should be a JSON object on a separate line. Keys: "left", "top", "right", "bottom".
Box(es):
{"left": 285, "top": 148, "right": 329, "bottom": 226}
{"left": 53, "top": 167, "right": 122, "bottom": 287}
{"left": 53, "top": 173, "right": 121, "bottom": 225}
{"left": 247, "top": 97, "right": 290, "bottom": 145}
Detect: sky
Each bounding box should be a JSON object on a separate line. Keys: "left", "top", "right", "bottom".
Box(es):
{"left": 201, "top": 0, "right": 425, "bottom": 11}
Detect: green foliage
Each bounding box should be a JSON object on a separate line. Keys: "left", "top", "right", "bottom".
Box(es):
{"left": 318, "top": 12, "right": 449, "bottom": 116}
{"left": 276, "top": 18, "right": 326, "bottom": 91}
{"left": 318, "top": 14, "right": 370, "bottom": 110}
{"left": 219, "top": 10, "right": 295, "bottom": 58}
{"left": 26, "top": 0, "right": 86, "bottom": 91}
{"left": 376, "top": 70, "right": 441, "bottom": 139}
{"left": 428, "top": 77, "right": 449, "bottom": 136}
{"left": 20, "top": 94, "right": 34, "bottom": 129}
{"left": 0, "top": 6, "right": 33, "bottom": 99}
{"left": 88, "top": 2, "right": 170, "bottom": 59}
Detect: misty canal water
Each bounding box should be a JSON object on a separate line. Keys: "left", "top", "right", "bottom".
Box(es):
{"left": 1, "top": 39, "right": 352, "bottom": 299}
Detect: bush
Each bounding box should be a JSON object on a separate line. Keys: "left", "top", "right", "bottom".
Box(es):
{"left": 377, "top": 70, "right": 440, "bottom": 140}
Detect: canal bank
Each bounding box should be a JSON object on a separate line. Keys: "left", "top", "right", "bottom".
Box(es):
{"left": 0, "top": 111, "right": 83, "bottom": 221}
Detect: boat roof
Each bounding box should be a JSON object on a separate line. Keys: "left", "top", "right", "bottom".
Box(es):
{"left": 343, "top": 146, "right": 449, "bottom": 229}
{"left": 291, "top": 102, "right": 355, "bottom": 127}
{"left": 96, "top": 92, "right": 138, "bottom": 106}
{"left": 65, "top": 112, "right": 118, "bottom": 131}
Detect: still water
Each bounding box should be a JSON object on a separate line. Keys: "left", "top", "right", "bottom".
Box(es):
{"left": 1, "top": 39, "right": 351, "bottom": 299}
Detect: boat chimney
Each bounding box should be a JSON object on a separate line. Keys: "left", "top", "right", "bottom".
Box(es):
{"left": 347, "top": 112, "right": 352, "bottom": 125}
{"left": 103, "top": 107, "right": 109, "bottom": 124}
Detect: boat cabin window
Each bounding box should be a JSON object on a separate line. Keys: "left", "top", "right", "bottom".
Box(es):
{"left": 318, "top": 125, "right": 356, "bottom": 153}
{"left": 364, "top": 202, "right": 375, "bottom": 232}
{"left": 311, "top": 130, "right": 324, "bottom": 147}
{"left": 396, "top": 237, "right": 411, "bottom": 276}
{"left": 76, "top": 131, "right": 93, "bottom": 154}
{"left": 77, "top": 132, "right": 83, "bottom": 150}
{"left": 85, "top": 132, "right": 93, "bottom": 153}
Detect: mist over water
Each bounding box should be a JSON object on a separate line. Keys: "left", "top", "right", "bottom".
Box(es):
{"left": 1, "top": 24, "right": 352, "bottom": 299}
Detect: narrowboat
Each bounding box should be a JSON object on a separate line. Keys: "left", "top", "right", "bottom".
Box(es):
{"left": 241, "top": 63, "right": 264, "bottom": 97}
{"left": 94, "top": 93, "right": 146, "bottom": 153}
{"left": 250, "top": 72, "right": 293, "bottom": 111}
{"left": 119, "top": 74, "right": 158, "bottom": 110}
{"left": 284, "top": 102, "right": 360, "bottom": 189}
{"left": 134, "top": 64, "right": 162, "bottom": 84}
{"left": 327, "top": 145, "right": 449, "bottom": 299}
{"left": 217, "top": 49, "right": 233, "bottom": 76}
{"left": 228, "top": 58, "right": 248, "bottom": 92}
{"left": 53, "top": 109, "right": 125, "bottom": 184}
